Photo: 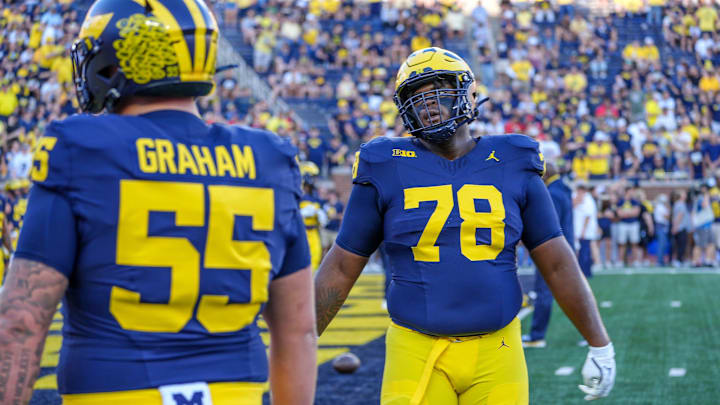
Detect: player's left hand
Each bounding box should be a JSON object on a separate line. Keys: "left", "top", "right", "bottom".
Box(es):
{"left": 578, "top": 342, "right": 616, "bottom": 401}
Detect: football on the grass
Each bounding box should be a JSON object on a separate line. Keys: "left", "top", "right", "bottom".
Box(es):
{"left": 332, "top": 352, "right": 361, "bottom": 374}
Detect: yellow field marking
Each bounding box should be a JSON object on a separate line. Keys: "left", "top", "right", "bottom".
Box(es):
{"left": 34, "top": 374, "right": 57, "bottom": 389}
{"left": 319, "top": 330, "right": 386, "bottom": 346}
{"left": 40, "top": 335, "right": 61, "bottom": 368}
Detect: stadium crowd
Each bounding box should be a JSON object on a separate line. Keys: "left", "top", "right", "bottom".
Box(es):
{"left": 1, "top": 0, "right": 719, "bottom": 270}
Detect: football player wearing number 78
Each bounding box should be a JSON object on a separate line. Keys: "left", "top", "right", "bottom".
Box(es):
{"left": 315, "top": 47, "right": 615, "bottom": 404}
{"left": 0, "top": 1, "right": 316, "bottom": 404}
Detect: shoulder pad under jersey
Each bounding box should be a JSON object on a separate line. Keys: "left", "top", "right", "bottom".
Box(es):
{"left": 499, "top": 134, "right": 545, "bottom": 176}
{"left": 235, "top": 125, "right": 298, "bottom": 159}
{"left": 352, "top": 136, "right": 416, "bottom": 183}
{"left": 230, "top": 125, "right": 302, "bottom": 196}
{"left": 30, "top": 120, "right": 74, "bottom": 192}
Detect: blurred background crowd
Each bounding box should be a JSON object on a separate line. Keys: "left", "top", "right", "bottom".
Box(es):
{"left": 1, "top": 0, "right": 719, "bottom": 269}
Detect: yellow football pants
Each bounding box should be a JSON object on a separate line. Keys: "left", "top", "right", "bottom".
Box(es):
{"left": 63, "top": 382, "right": 263, "bottom": 405}
{"left": 306, "top": 227, "right": 322, "bottom": 270}
{"left": 381, "top": 317, "right": 528, "bottom": 405}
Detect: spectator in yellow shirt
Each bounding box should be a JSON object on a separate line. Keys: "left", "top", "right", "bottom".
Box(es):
{"left": 28, "top": 22, "right": 43, "bottom": 49}
{"left": 587, "top": 131, "right": 613, "bottom": 179}
{"left": 696, "top": 2, "right": 718, "bottom": 33}
{"left": 569, "top": 14, "right": 590, "bottom": 41}
{"left": 677, "top": 116, "right": 699, "bottom": 149}
{"left": 699, "top": 69, "right": 720, "bottom": 93}
{"left": 645, "top": 95, "right": 661, "bottom": 128}
{"left": 622, "top": 40, "right": 641, "bottom": 62}
{"left": 421, "top": 12, "right": 442, "bottom": 28}
{"left": 510, "top": 58, "right": 534, "bottom": 82}
{"left": 516, "top": 9, "right": 533, "bottom": 30}
{"left": 532, "top": 89, "right": 548, "bottom": 105}
{"left": 638, "top": 37, "right": 660, "bottom": 62}
{"left": 411, "top": 28, "right": 431, "bottom": 51}
{"left": 0, "top": 84, "right": 18, "bottom": 117}
{"left": 572, "top": 149, "right": 590, "bottom": 180}
{"left": 51, "top": 56, "right": 73, "bottom": 85}
{"left": 564, "top": 66, "right": 587, "bottom": 93}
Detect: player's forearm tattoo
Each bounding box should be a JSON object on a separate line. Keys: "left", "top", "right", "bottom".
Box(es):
{"left": 316, "top": 287, "right": 345, "bottom": 335}
{"left": 0, "top": 259, "right": 68, "bottom": 404}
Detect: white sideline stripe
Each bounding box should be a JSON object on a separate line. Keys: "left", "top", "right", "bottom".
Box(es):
{"left": 668, "top": 368, "right": 686, "bottom": 377}
{"left": 516, "top": 267, "right": 720, "bottom": 276}
{"left": 593, "top": 268, "right": 720, "bottom": 275}
{"left": 670, "top": 301, "right": 682, "bottom": 308}
{"left": 518, "top": 307, "right": 534, "bottom": 320}
{"left": 555, "top": 366, "right": 575, "bottom": 376}
{"left": 600, "top": 301, "right": 613, "bottom": 308}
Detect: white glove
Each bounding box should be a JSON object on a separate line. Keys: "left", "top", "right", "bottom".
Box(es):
{"left": 300, "top": 205, "right": 317, "bottom": 219}
{"left": 578, "top": 342, "right": 616, "bottom": 401}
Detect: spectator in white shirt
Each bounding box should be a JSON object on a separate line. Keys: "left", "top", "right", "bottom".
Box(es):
{"left": 574, "top": 183, "right": 598, "bottom": 277}
{"left": 695, "top": 32, "right": 715, "bottom": 60}
{"left": 8, "top": 141, "right": 33, "bottom": 179}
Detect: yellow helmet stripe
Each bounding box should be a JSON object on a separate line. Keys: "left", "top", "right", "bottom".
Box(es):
{"left": 203, "top": 4, "right": 218, "bottom": 73}
{"left": 205, "top": 30, "right": 218, "bottom": 73}
{"left": 182, "top": 0, "right": 206, "bottom": 74}
{"left": 79, "top": 12, "right": 113, "bottom": 40}
{"left": 131, "top": 0, "right": 192, "bottom": 80}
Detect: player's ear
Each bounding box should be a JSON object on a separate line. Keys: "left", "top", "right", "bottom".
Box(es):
{"left": 467, "top": 81, "right": 477, "bottom": 106}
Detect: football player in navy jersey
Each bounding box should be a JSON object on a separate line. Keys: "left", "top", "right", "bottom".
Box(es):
{"left": 315, "top": 47, "right": 616, "bottom": 404}
{"left": 0, "top": 1, "right": 316, "bottom": 404}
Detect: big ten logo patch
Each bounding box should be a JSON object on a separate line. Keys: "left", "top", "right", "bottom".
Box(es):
{"left": 392, "top": 149, "right": 417, "bottom": 158}
{"left": 159, "top": 382, "right": 212, "bottom": 405}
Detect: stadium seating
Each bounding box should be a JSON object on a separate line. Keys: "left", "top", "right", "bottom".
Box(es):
{"left": 1, "top": 0, "right": 719, "bottom": 267}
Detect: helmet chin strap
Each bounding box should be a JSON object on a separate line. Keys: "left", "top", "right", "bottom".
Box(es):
{"left": 417, "top": 120, "right": 458, "bottom": 144}
{"left": 416, "top": 96, "right": 490, "bottom": 144}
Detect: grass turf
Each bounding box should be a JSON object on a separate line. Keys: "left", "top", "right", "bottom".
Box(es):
{"left": 522, "top": 273, "right": 720, "bottom": 404}
{"left": 29, "top": 272, "right": 720, "bottom": 404}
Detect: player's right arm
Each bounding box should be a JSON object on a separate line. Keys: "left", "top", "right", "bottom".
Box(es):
{"left": 0, "top": 184, "right": 75, "bottom": 403}
{"left": 513, "top": 135, "right": 614, "bottom": 400}
{"left": 0, "top": 125, "right": 76, "bottom": 403}
{"left": 315, "top": 243, "right": 371, "bottom": 335}
{"left": 315, "top": 146, "right": 385, "bottom": 335}
{"left": 0, "top": 258, "right": 67, "bottom": 404}
{"left": 522, "top": 175, "right": 614, "bottom": 400}
{"left": 315, "top": 183, "right": 383, "bottom": 334}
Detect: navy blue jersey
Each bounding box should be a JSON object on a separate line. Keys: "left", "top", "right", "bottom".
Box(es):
{"left": 306, "top": 135, "right": 328, "bottom": 170}
{"left": 712, "top": 102, "right": 720, "bottom": 123}
{"left": 15, "top": 110, "right": 310, "bottom": 394}
{"left": 547, "top": 176, "right": 574, "bottom": 246}
{"left": 703, "top": 143, "right": 720, "bottom": 163}
{"left": 617, "top": 199, "right": 641, "bottom": 223}
{"left": 325, "top": 201, "right": 344, "bottom": 232}
{"left": 612, "top": 132, "right": 632, "bottom": 157}
{"left": 338, "top": 135, "right": 562, "bottom": 336}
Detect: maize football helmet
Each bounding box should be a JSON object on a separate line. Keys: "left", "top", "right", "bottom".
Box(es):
{"left": 394, "top": 47, "right": 484, "bottom": 143}
{"left": 72, "top": 0, "right": 219, "bottom": 113}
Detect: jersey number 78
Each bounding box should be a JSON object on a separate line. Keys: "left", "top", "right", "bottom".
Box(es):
{"left": 404, "top": 185, "right": 505, "bottom": 262}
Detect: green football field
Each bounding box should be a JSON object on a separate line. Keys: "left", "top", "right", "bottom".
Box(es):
{"left": 522, "top": 270, "right": 720, "bottom": 404}
{"left": 29, "top": 269, "right": 720, "bottom": 404}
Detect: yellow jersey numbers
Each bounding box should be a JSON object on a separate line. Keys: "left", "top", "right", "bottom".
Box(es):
{"left": 112, "top": 179, "right": 273, "bottom": 333}
{"left": 404, "top": 185, "right": 505, "bottom": 262}
{"left": 31, "top": 136, "right": 58, "bottom": 182}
